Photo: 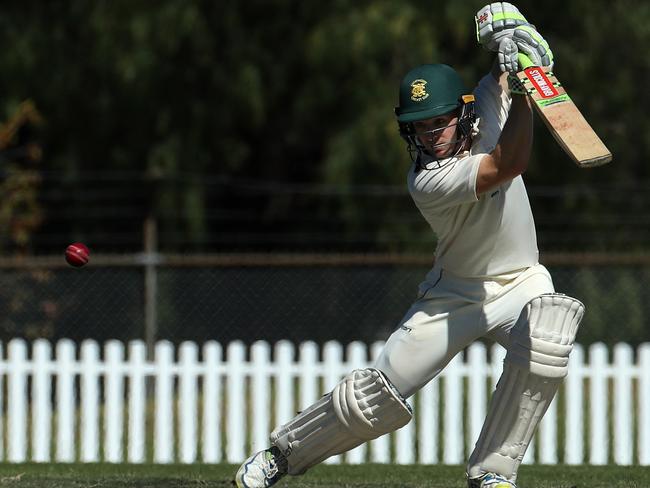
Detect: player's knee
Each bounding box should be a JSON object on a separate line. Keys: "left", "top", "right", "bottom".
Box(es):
{"left": 331, "top": 368, "right": 412, "bottom": 437}
{"left": 270, "top": 368, "right": 412, "bottom": 474}
{"left": 507, "top": 293, "right": 585, "bottom": 378}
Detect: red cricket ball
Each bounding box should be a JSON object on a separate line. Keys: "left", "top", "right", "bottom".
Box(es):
{"left": 65, "top": 242, "right": 90, "bottom": 267}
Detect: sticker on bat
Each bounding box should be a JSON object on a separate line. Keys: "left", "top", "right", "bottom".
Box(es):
{"left": 524, "top": 67, "right": 559, "bottom": 99}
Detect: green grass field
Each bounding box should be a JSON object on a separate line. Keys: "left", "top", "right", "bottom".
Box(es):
{"left": 0, "top": 463, "right": 647, "bottom": 488}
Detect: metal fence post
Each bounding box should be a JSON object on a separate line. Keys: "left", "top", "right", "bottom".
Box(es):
{"left": 143, "top": 216, "right": 159, "bottom": 360}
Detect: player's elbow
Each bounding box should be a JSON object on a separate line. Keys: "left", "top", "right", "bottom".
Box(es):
{"left": 476, "top": 153, "right": 528, "bottom": 195}
{"left": 509, "top": 156, "right": 529, "bottom": 175}
{"left": 495, "top": 139, "right": 532, "bottom": 177}
{"left": 497, "top": 159, "right": 528, "bottom": 184}
{"left": 490, "top": 144, "right": 530, "bottom": 174}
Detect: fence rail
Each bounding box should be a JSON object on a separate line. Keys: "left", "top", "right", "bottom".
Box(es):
{"left": 1, "top": 338, "right": 649, "bottom": 465}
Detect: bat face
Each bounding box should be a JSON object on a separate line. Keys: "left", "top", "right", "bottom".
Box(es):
{"left": 516, "top": 66, "right": 612, "bottom": 168}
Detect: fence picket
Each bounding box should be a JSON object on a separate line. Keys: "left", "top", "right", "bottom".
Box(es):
{"left": 394, "top": 342, "right": 417, "bottom": 464}
{"left": 80, "top": 340, "right": 100, "bottom": 462}
{"left": 127, "top": 341, "right": 147, "bottom": 463}
{"left": 589, "top": 343, "right": 609, "bottom": 465}
{"left": 179, "top": 342, "right": 199, "bottom": 463}
{"left": 8, "top": 339, "right": 27, "bottom": 462}
{"left": 154, "top": 341, "right": 174, "bottom": 463}
{"left": 0, "top": 339, "right": 645, "bottom": 466}
{"left": 275, "top": 341, "right": 295, "bottom": 428}
{"left": 613, "top": 343, "right": 633, "bottom": 465}
{"left": 298, "top": 342, "right": 318, "bottom": 409}
{"left": 323, "top": 341, "right": 343, "bottom": 464}
{"left": 370, "top": 341, "right": 390, "bottom": 464}
{"left": 467, "top": 344, "right": 487, "bottom": 452}
{"left": 395, "top": 392, "right": 415, "bottom": 465}
{"left": 226, "top": 341, "right": 246, "bottom": 463}
{"left": 417, "top": 376, "right": 439, "bottom": 464}
{"left": 443, "top": 353, "right": 463, "bottom": 464}
{"left": 251, "top": 341, "right": 271, "bottom": 453}
{"left": 538, "top": 393, "right": 558, "bottom": 464}
{"left": 32, "top": 339, "right": 52, "bottom": 462}
{"left": 55, "top": 339, "right": 76, "bottom": 462}
{"left": 323, "top": 340, "right": 344, "bottom": 391}
{"left": 105, "top": 340, "right": 125, "bottom": 462}
{"left": 202, "top": 341, "right": 222, "bottom": 463}
{"left": 565, "top": 345, "right": 584, "bottom": 464}
{"left": 346, "top": 342, "right": 368, "bottom": 464}
{"left": 639, "top": 343, "right": 650, "bottom": 465}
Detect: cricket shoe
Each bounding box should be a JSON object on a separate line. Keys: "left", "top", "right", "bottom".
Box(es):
{"left": 467, "top": 472, "right": 517, "bottom": 488}
{"left": 234, "top": 446, "right": 288, "bottom": 488}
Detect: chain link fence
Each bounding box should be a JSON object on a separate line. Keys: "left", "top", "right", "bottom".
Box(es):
{"left": 12, "top": 171, "right": 650, "bottom": 255}
{"left": 0, "top": 253, "right": 647, "bottom": 350}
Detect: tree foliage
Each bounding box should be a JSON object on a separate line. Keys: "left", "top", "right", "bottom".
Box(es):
{"left": 0, "top": 0, "right": 644, "bottom": 253}
{"left": 0, "top": 101, "right": 43, "bottom": 252}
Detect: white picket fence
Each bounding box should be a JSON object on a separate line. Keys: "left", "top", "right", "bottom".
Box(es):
{"left": 0, "top": 338, "right": 649, "bottom": 465}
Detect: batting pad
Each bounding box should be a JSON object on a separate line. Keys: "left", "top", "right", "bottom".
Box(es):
{"left": 270, "top": 368, "right": 412, "bottom": 475}
{"left": 467, "top": 293, "right": 584, "bottom": 482}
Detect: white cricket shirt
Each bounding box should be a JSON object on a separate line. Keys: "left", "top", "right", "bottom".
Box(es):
{"left": 407, "top": 74, "right": 539, "bottom": 278}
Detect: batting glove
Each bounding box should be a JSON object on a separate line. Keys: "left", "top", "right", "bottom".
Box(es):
{"left": 475, "top": 2, "right": 528, "bottom": 52}
{"left": 512, "top": 25, "right": 554, "bottom": 70}
{"left": 497, "top": 37, "right": 519, "bottom": 73}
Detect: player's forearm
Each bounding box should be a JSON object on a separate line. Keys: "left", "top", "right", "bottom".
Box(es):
{"left": 476, "top": 93, "right": 533, "bottom": 195}
{"left": 494, "top": 94, "right": 533, "bottom": 174}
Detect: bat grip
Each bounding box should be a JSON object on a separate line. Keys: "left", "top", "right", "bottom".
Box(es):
{"left": 517, "top": 53, "right": 535, "bottom": 69}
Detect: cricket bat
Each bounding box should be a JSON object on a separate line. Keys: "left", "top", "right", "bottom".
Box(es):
{"left": 516, "top": 66, "right": 612, "bottom": 168}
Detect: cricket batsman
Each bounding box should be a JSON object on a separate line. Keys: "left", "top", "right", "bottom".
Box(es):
{"left": 235, "top": 3, "right": 585, "bottom": 487}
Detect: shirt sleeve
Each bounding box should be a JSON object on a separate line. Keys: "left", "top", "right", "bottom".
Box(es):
{"left": 472, "top": 74, "right": 511, "bottom": 154}
{"left": 408, "top": 154, "right": 482, "bottom": 210}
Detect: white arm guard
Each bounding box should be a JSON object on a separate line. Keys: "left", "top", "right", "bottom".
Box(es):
{"left": 270, "top": 368, "right": 412, "bottom": 474}
{"left": 475, "top": 2, "right": 528, "bottom": 51}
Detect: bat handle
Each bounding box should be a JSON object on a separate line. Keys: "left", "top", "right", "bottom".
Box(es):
{"left": 517, "top": 53, "right": 535, "bottom": 69}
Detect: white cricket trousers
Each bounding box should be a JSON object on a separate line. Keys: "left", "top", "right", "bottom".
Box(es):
{"left": 374, "top": 263, "right": 554, "bottom": 398}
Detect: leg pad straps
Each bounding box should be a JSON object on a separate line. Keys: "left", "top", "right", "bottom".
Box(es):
{"left": 271, "top": 368, "right": 412, "bottom": 474}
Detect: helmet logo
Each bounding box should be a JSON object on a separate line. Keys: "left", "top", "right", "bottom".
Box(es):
{"left": 410, "top": 79, "right": 429, "bottom": 102}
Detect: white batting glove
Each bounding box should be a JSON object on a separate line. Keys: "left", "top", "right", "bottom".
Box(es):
{"left": 475, "top": 2, "right": 528, "bottom": 52}
{"left": 497, "top": 37, "right": 519, "bottom": 73}
{"left": 512, "top": 25, "right": 554, "bottom": 69}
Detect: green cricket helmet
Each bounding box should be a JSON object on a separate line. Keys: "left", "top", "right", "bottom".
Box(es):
{"left": 395, "top": 64, "right": 476, "bottom": 164}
